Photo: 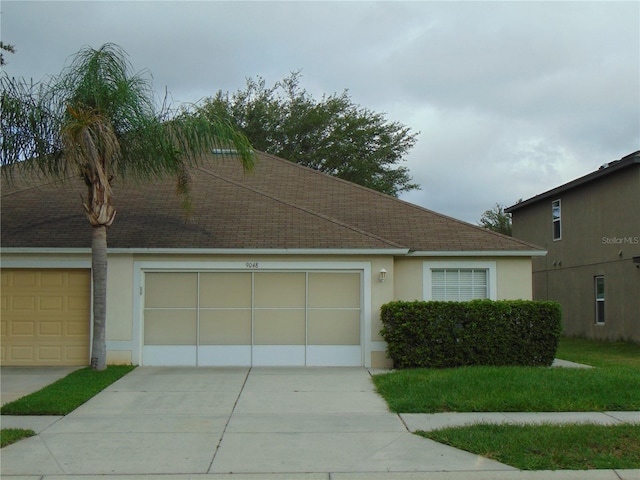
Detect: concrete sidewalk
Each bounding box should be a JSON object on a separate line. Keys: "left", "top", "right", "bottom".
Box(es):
{"left": 1, "top": 367, "right": 638, "bottom": 480}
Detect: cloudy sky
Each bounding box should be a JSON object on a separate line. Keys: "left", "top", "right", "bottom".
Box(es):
{"left": 2, "top": 1, "right": 638, "bottom": 223}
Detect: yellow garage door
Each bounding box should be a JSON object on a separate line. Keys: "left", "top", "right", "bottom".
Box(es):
{"left": 1, "top": 269, "right": 91, "bottom": 366}
{"left": 143, "top": 271, "right": 362, "bottom": 366}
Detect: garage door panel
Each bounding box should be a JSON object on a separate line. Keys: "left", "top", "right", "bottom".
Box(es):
{"left": 40, "top": 271, "right": 65, "bottom": 287}
{"left": 253, "top": 345, "right": 305, "bottom": 366}
{"left": 39, "top": 322, "right": 63, "bottom": 336}
{"left": 254, "top": 309, "right": 306, "bottom": 345}
{"left": 10, "top": 321, "right": 34, "bottom": 336}
{"left": 307, "top": 346, "right": 362, "bottom": 367}
{"left": 68, "top": 295, "right": 91, "bottom": 311}
{"left": 308, "top": 273, "right": 360, "bottom": 308}
{"left": 67, "top": 320, "right": 90, "bottom": 336}
{"left": 68, "top": 271, "right": 90, "bottom": 287}
{"left": 1, "top": 269, "right": 90, "bottom": 366}
{"left": 142, "top": 270, "right": 362, "bottom": 366}
{"left": 308, "top": 310, "right": 360, "bottom": 345}
{"left": 144, "top": 310, "right": 197, "bottom": 345}
{"left": 66, "top": 345, "right": 91, "bottom": 361}
{"left": 254, "top": 273, "right": 306, "bottom": 308}
{"left": 144, "top": 345, "right": 197, "bottom": 366}
{"left": 145, "top": 273, "right": 197, "bottom": 308}
{"left": 38, "top": 346, "right": 62, "bottom": 360}
{"left": 199, "top": 309, "right": 251, "bottom": 345}
{"left": 198, "top": 346, "right": 251, "bottom": 366}
{"left": 200, "top": 273, "right": 251, "bottom": 308}
{"left": 40, "top": 296, "right": 64, "bottom": 311}
{"left": 12, "top": 271, "right": 37, "bottom": 287}
{"left": 10, "top": 346, "right": 35, "bottom": 361}
{"left": 11, "top": 296, "right": 36, "bottom": 311}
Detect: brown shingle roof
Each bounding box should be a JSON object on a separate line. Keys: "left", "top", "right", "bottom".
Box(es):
{"left": 1, "top": 151, "right": 541, "bottom": 252}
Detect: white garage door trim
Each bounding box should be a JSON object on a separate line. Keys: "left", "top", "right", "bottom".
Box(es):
{"left": 132, "top": 261, "right": 372, "bottom": 367}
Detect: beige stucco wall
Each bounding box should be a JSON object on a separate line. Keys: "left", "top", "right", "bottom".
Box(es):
{"left": 394, "top": 257, "right": 424, "bottom": 301}
{"left": 106, "top": 254, "right": 134, "bottom": 341}
{"left": 496, "top": 258, "right": 533, "bottom": 300}
{"left": 107, "top": 350, "right": 132, "bottom": 364}
{"left": 1, "top": 251, "right": 535, "bottom": 367}
{"left": 393, "top": 256, "right": 533, "bottom": 301}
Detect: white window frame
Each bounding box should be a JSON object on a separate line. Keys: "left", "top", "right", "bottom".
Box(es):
{"left": 423, "top": 260, "right": 497, "bottom": 301}
{"left": 552, "top": 199, "right": 562, "bottom": 241}
{"left": 595, "top": 275, "right": 605, "bottom": 324}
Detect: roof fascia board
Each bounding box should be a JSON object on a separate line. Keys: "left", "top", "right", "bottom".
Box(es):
{"left": 407, "top": 250, "right": 547, "bottom": 257}
{"left": 1, "top": 248, "right": 92, "bottom": 254}
{"left": 1, "top": 247, "right": 409, "bottom": 256}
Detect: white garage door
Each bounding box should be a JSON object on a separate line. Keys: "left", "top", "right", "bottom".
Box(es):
{"left": 142, "top": 271, "right": 362, "bottom": 366}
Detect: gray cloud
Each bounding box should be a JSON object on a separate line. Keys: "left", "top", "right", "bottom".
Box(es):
{"left": 3, "top": 0, "right": 638, "bottom": 223}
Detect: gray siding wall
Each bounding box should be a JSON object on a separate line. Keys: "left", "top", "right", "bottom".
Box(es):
{"left": 512, "top": 165, "right": 640, "bottom": 342}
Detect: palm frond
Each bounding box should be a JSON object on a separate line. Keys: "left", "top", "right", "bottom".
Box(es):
{"left": 2, "top": 43, "right": 254, "bottom": 187}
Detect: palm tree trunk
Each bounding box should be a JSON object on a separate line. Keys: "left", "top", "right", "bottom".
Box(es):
{"left": 91, "top": 225, "right": 108, "bottom": 371}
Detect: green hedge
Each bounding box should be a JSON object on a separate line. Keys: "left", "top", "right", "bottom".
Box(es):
{"left": 380, "top": 300, "right": 562, "bottom": 369}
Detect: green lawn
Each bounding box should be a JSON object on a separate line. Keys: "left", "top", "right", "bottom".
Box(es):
{"left": 1, "top": 428, "right": 35, "bottom": 448}
{"left": 372, "top": 337, "right": 640, "bottom": 413}
{"left": 1, "top": 365, "right": 135, "bottom": 448}
{"left": 373, "top": 337, "right": 640, "bottom": 470}
{"left": 421, "top": 423, "right": 640, "bottom": 470}
{"left": 556, "top": 336, "right": 640, "bottom": 368}
{"left": 1, "top": 365, "right": 135, "bottom": 416}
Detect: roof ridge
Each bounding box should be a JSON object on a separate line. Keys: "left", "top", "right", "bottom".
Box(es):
{"left": 195, "top": 162, "right": 407, "bottom": 250}
{"left": 257, "top": 152, "right": 544, "bottom": 251}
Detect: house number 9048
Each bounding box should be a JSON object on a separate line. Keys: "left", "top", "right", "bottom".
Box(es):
{"left": 245, "top": 262, "right": 259, "bottom": 269}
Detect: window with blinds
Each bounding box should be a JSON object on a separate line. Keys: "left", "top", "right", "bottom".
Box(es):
{"left": 431, "top": 268, "right": 489, "bottom": 301}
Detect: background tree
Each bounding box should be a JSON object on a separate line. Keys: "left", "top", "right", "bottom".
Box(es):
{"left": 0, "top": 42, "right": 16, "bottom": 66}
{"left": 478, "top": 203, "right": 513, "bottom": 236}
{"left": 201, "top": 72, "right": 420, "bottom": 197}
{"left": 1, "top": 43, "right": 254, "bottom": 370}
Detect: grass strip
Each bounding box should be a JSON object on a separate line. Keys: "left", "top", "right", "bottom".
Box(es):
{"left": 1, "top": 428, "right": 36, "bottom": 448}
{"left": 557, "top": 337, "right": 640, "bottom": 368}
{"left": 373, "top": 365, "right": 640, "bottom": 413}
{"left": 420, "top": 423, "right": 640, "bottom": 470}
{"left": 0, "top": 365, "right": 135, "bottom": 415}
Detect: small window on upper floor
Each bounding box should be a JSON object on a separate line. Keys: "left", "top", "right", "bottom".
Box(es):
{"left": 552, "top": 199, "right": 562, "bottom": 241}
{"left": 595, "top": 276, "right": 605, "bottom": 324}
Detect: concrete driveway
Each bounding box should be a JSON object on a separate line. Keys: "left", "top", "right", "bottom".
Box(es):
{"left": 0, "top": 366, "right": 514, "bottom": 476}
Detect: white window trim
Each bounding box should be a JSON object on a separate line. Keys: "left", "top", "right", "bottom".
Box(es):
{"left": 423, "top": 260, "right": 497, "bottom": 301}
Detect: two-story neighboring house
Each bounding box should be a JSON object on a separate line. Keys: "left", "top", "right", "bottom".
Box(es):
{"left": 506, "top": 151, "right": 640, "bottom": 343}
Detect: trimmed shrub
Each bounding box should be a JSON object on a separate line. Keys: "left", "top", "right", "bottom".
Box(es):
{"left": 380, "top": 300, "right": 562, "bottom": 369}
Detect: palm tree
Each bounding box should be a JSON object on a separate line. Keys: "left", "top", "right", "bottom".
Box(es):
{"left": 1, "top": 44, "right": 254, "bottom": 370}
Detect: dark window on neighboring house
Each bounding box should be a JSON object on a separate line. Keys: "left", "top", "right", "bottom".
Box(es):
{"left": 552, "top": 199, "right": 561, "bottom": 240}
{"left": 595, "top": 276, "right": 605, "bottom": 324}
